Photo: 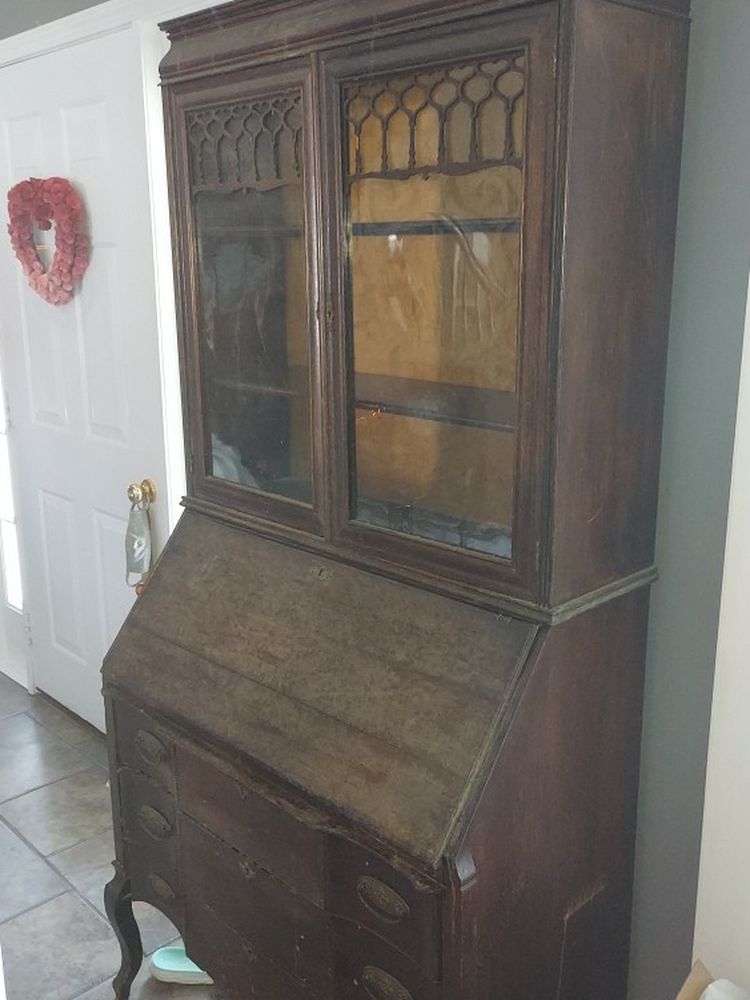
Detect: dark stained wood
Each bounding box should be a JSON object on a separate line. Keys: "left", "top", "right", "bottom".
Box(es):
{"left": 327, "top": 836, "right": 443, "bottom": 980}
{"left": 159, "top": 0, "right": 690, "bottom": 617}
{"left": 185, "top": 898, "right": 318, "bottom": 1000}
{"left": 332, "top": 915, "right": 440, "bottom": 1000}
{"left": 176, "top": 743, "right": 326, "bottom": 906}
{"left": 104, "top": 865, "right": 143, "bottom": 1000}
{"left": 163, "top": 58, "right": 326, "bottom": 540}
{"left": 103, "top": 1, "right": 691, "bottom": 997}
{"left": 354, "top": 373, "right": 516, "bottom": 434}
{"left": 105, "top": 510, "right": 537, "bottom": 867}
{"left": 450, "top": 590, "right": 649, "bottom": 1000}
{"left": 547, "top": 0, "right": 690, "bottom": 605}
{"left": 160, "top": 0, "right": 556, "bottom": 81}
{"left": 320, "top": 5, "right": 558, "bottom": 607}
{"left": 119, "top": 769, "right": 179, "bottom": 886}
{"left": 181, "top": 815, "right": 330, "bottom": 986}
{"left": 113, "top": 700, "right": 175, "bottom": 793}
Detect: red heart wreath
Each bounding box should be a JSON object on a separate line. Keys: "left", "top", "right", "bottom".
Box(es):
{"left": 7, "top": 177, "right": 89, "bottom": 305}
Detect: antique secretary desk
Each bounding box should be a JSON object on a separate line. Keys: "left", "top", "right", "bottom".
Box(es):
{"left": 102, "top": 0, "right": 691, "bottom": 998}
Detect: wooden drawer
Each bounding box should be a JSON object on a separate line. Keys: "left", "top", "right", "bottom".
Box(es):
{"left": 333, "top": 917, "right": 440, "bottom": 1000}
{"left": 185, "top": 898, "right": 318, "bottom": 1000}
{"left": 119, "top": 768, "right": 178, "bottom": 882}
{"left": 117, "top": 767, "right": 183, "bottom": 929}
{"left": 328, "top": 838, "right": 442, "bottom": 980}
{"left": 114, "top": 700, "right": 174, "bottom": 793}
{"left": 176, "top": 744, "right": 325, "bottom": 906}
{"left": 181, "top": 815, "right": 330, "bottom": 989}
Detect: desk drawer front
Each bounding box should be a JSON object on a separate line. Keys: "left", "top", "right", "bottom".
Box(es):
{"left": 114, "top": 701, "right": 174, "bottom": 792}
{"left": 186, "top": 899, "right": 318, "bottom": 1000}
{"left": 119, "top": 768, "right": 178, "bottom": 879}
{"left": 328, "top": 838, "right": 442, "bottom": 980}
{"left": 181, "top": 815, "right": 329, "bottom": 988}
{"left": 333, "top": 917, "right": 440, "bottom": 1000}
{"left": 176, "top": 745, "right": 325, "bottom": 906}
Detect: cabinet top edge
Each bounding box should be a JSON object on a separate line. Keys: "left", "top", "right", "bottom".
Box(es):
{"left": 159, "top": 0, "right": 689, "bottom": 40}
{"left": 159, "top": 0, "right": 562, "bottom": 42}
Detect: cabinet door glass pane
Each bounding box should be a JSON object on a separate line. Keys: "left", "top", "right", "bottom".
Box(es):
{"left": 188, "top": 92, "right": 312, "bottom": 504}
{"left": 343, "top": 54, "right": 525, "bottom": 557}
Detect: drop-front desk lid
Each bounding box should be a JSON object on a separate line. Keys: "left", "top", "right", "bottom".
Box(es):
{"left": 104, "top": 512, "right": 538, "bottom": 870}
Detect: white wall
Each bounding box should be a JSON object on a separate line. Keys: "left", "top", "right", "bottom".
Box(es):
{"left": 0, "top": 0, "right": 107, "bottom": 40}
{"left": 693, "top": 271, "right": 750, "bottom": 987}
{"left": 629, "top": 2, "right": 750, "bottom": 997}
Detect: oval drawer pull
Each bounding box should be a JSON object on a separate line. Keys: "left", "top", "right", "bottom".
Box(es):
{"left": 138, "top": 804, "right": 173, "bottom": 840}
{"left": 148, "top": 873, "right": 176, "bottom": 903}
{"left": 357, "top": 876, "right": 410, "bottom": 924}
{"left": 362, "top": 966, "right": 413, "bottom": 1000}
{"left": 134, "top": 729, "right": 168, "bottom": 767}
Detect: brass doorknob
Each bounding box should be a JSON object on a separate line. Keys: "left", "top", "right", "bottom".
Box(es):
{"left": 127, "top": 479, "right": 157, "bottom": 505}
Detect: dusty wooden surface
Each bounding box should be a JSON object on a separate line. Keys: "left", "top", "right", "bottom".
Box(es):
{"left": 105, "top": 511, "right": 536, "bottom": 865}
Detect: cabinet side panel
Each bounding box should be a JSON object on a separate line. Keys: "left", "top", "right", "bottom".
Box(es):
{"left": 549, "top": 0, "right": 689, "bottom": 604}
{"left": 452, "top": 589, "right": 649, "bottom": 1000}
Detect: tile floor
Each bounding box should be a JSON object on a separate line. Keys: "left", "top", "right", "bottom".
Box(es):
{"left": 0, "top": 673, "right": 224, "bottom": 1000}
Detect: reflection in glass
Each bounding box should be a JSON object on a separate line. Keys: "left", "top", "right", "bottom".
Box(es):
{"left": 188, "top": 92, "right": 312, "bottom": 504}
{"left": 343, "top": 55, "right": 526, "bottom": 557}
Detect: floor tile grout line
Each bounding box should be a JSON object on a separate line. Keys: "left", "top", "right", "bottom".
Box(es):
{"left": 0, "top": 757, "right": 101, "bottom": 808}
{"left": 46, "top": 824, "right": 114, "bottom": 861}
{"left": 0, "top": 811, "right": 66, "bottom": 868}
{"left": 70, "top": 975, "right": 116, "bottom": 1000}
{"left": 22, "top": 705, "right": 106, "bottom": 753}
{"left": 0, "top": 888, "right": 70, "bottom": 929}
{"left": 0, "top": 708, "right": 35, "bottom": 726}
{"left": 0, "top": 799, "right": 112, "bottom": 874}
{"left": 0, "top": 702, "right": 106, "bottom": 772}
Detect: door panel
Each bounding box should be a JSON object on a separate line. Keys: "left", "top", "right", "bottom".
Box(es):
{"left": 321, "top": 4, "right": 558, "bottom": 601}
{"left": 167, "top": 60, "right": 324, "bottom": 536}
{"left": 0, "top": 27, "right": 171, "bottom": 727}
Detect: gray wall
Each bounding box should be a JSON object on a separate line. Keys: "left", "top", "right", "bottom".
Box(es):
{"left": 629, "top": 2, "right": 750, "bottom": 997}
{"left": 0, "top": 0, "right": 107, "bottom": 40}
{"left": 1, "top": 0, "right": 749, "bottom": 996}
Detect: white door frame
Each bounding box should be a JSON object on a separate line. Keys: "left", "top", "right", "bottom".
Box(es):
{"left": 0, "top": 0, "right": 207, "bottom": 694}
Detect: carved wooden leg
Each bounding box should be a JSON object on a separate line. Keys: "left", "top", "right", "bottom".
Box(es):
{"left": 104, "top": 864, "right": 143, "bottom": 999}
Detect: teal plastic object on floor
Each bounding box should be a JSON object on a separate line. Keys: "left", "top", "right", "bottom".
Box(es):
{"left": 149, "top": 945, "right": 214, "bottom": 985}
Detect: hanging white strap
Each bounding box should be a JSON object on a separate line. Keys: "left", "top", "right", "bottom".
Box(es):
{"left": 125, "top": 502, "right": 152, "bottom": 588}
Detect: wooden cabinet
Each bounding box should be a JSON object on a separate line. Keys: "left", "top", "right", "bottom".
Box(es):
{"left": 102, "top": 1, "right": 691, "bottom": 998}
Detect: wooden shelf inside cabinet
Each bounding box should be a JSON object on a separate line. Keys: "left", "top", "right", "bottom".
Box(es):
{"left": 356, "top": 496, "right": 512, "bottom": 557}
{"left": 354, "top": 374, "right": 516, "bottom": 433}
{"left": 349, "top": 217, "right": 521, "bottom": 238}
{"left": 211, "top": 377, "right": 303, "bottom": 400}
{"left": 202, "top": 223, "right": 304, "bottom": 237}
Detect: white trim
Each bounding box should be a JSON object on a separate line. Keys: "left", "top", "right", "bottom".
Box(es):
{"left": 0, "top": 0, "right": 212, "bottom": 69}
{"left": 136, "top": 17, "right": 187, "bottom": 533}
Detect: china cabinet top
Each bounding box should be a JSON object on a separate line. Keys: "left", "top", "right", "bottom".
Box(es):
{"left": 159, "top": 0, "right": 689, "bottom": 621}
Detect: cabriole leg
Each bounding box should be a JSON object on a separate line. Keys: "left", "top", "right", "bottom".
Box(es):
{"left": 104, "top": 863, "right": 143, "bottom": 999}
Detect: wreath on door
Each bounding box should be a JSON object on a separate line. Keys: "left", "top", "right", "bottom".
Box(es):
{"left": 6, "top": 177, "right": 89, "bottom": 305}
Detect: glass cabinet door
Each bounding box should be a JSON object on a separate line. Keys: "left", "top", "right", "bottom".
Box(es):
{"left": 181, "top": 72, "right": 319, "bottom": 526}
{"left": 338, "top": 47, "right": 527, "bottom": 561}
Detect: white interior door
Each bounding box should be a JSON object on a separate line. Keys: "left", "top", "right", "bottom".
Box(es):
{"left": 0, "top": 26, "right": 173, "bottom": 729}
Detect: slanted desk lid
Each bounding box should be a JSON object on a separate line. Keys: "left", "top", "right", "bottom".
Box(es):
{"left": 104, "top": 512, "right": 538, "bottom": 869}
